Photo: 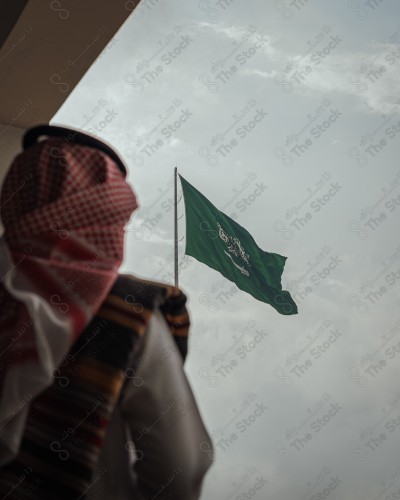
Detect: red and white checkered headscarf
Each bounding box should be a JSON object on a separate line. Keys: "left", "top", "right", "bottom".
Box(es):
{"left": 0, "top": 136, "right": 138, "bottom": 464}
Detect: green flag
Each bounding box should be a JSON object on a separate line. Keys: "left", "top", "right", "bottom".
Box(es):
{"left": 179, "top": 174, "right": 298, "bottom": 315}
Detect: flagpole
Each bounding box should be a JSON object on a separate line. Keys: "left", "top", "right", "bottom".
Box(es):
{"left": 174, "top": 166, "right": 178, "bottom": 287}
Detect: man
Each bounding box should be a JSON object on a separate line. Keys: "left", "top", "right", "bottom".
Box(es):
{"left": 0, "top": 125, "right": 214, "bottom": 499}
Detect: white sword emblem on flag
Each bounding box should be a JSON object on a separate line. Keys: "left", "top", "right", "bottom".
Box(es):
{"left": 216, "top": 221, "right": 251, "bottom": 276}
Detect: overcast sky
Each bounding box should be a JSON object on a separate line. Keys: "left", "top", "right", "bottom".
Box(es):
{"left": 52, "top": 1, "right": 400, "bottom": 498}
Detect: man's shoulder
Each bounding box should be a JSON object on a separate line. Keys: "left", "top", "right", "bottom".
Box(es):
{"left": 112, "top": 273, "right": 170, "bottom": 294}
{"left": 108, "top": 273, "right": 183, "bottom": 310}
{"left": 108, "top": 273, "right": 190, "bottom": 359}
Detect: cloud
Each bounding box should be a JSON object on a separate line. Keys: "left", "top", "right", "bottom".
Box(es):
{"left": 195, "top": 20, "right": 279, "bottom": 59}
{"left": 246, "top": 38, "right": 400, "bottom": 114}
{"left": 195, "top": 21, "right": 400, "bottom": 115}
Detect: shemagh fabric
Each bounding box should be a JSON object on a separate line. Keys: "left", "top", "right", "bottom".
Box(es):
{"left": 0, "top": 137, "right": 138, "bottom": 465}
